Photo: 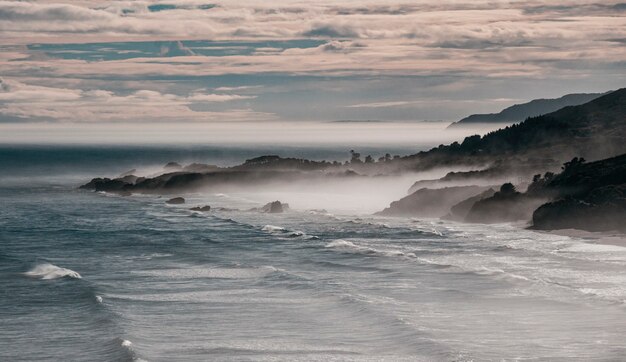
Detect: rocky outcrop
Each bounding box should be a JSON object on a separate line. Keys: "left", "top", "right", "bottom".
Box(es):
{"left": 183, "top": 163, "right": 219, "bottom": 172}
{"left": 164, "top": 162, "right": 182, "bottom": 170}
{"left": 465, "top": 183, "right": 547, "bottom": 223}
{"left": 166, "top": 197, "right": 185, "bottom": 205}
{"left": 532, "top": 185, "right": 626, "bottom": 232}
{"left": 79, "top": 177, "right": 131, "bottom": 193}
{"left": 190, "top": 205, "right": 211, "bottom": 211}
{"left": 257, "top": 201, "right": 289, "bottom": 213}
{"left": 443, "top": 188, "right": 496, "bottom": 221}
{"left": 378, "top": 185, "right": 489, "bottom": 217}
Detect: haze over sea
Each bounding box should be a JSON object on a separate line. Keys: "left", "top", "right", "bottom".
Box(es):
{"left": 2, "top": 143, "right": 626, "bottom": 361}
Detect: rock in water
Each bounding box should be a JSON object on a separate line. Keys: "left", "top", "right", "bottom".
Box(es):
{"left": 260, "top": 201, "right": 288, "bottom": 213}
{"left": 190, "top": 205, "right": 211, "bottom": 211}
{"left": 166, "top": 197, "right": 185, "bottom": 205}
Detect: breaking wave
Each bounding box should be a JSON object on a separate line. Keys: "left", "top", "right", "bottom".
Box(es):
{"left": 325, "top": 239, "right": 416, "bottom": 258}
{"left": 24, "top": 263, "right": 82, "bottom": 280}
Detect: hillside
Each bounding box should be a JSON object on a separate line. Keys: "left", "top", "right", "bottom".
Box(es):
{"left": 448, "top": 92, "right": 607, "bottom": 128}
{"left": 404, "top": 88, "right": 626, "bottom": 172}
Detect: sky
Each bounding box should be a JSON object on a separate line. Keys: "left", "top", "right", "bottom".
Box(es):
{"left": 0, "top": 0, "right": 625, "bottom": 143}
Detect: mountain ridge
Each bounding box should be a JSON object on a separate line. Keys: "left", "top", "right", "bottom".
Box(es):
{"left": 448, "top": 92, "right": 609, "bottom": 128}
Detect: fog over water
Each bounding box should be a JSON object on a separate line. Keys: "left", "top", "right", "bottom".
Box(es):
{"left": 0, "top": 121, "right": 487, "bottom": 146}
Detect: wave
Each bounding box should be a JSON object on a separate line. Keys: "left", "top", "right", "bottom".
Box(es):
{"left": 325, "top": 239, "right": 416, "bottom": 258}
{"left": 133, "top": 265, "right": 278, "bottom": 280}
{"left": 262, "top": 224, "right": 285, "bottom": 232}
{"left": 262, "top": 225, "right": 319, "bottom": 240}
{"left": 287, "top": 230, "right": 320, "bottom": 240}
{"left": 24, "top": 263, "right": 82, "bottom": 280}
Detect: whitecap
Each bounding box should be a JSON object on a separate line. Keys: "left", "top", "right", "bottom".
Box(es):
{"left": 262, "top": 225, "right": 285, "bottom": 232}
{"left": 24, "top": 263, "right": 82, "bottom": 280}
{"left": 133, "top": 266, "right": 277, "bottom": 279}
{"left": 560, "top": 243, "right": 626, "bottom": 253}
{"left": 325, "top": 239, "right": 416, "bottom": 258}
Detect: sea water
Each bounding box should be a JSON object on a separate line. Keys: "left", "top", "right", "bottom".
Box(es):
{"left": 2, "top": 145, "right": 626, "bottom": 361}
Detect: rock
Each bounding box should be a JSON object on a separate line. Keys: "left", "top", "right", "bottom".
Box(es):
{"left": 444, "top": 188, "right": 496, "bottom": 221}
{"left": 79, "top": 177, "right": 130, "bottom": 193}
{"left": 166, "top": 197, "right": 185, "bottom": 205}
{"left": 183, "top": 163, "right": 219, "bottom": 172}
{"left": 164, "top": 162, "right": 182, "bottom": 170}
{"left": 465, "top": 183, "right": 546, "bottom": 223}
{"left": 118, "top": 174, "right": 141, "bottom": 184}
{"left": 260, "top": 201, "right": 289, "bottom": 213}
{"left": 118, "top": 169, "right": 136, "bottom": 177}
{"left": 190, "top": 205, "right": 211, "bottom": 212}
{"left": 377, "top": 186, "right": 489, "bottom": 217}
{"left": 213, "top": 207, "right": 238, "bottom": 211}
{"left": 532, "top": 185, "right": 626, "bottom": 231}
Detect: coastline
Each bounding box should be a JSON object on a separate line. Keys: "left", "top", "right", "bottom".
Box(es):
{"left": 544, "top": 228, "right": 626, "bottom": 247}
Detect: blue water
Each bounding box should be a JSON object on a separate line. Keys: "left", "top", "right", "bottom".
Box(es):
{"left": 2, "top": 145, "right": 626, "bottom": 361}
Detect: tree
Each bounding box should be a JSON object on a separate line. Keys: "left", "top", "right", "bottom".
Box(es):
{"left": 461, "top": 134, "right": 481, "bottom": 150}
{"left": 349, "top": 150, "right": 362, "bottom": 164}
{"left": 562, "top": 157, "right": 586, "bottom": 171}
{"left": 500, "top": 182, "right": 516, "bottom": 195}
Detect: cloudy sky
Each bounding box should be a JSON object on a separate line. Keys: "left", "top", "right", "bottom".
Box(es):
{"left": 0, "top": 0, "right": 625, "bottom": 141}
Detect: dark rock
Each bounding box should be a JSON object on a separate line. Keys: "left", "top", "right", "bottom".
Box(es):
{"left": 190, "top": 205, "right": 211, "bottom": 212}
{"left": 166, "top": 197, "right": 185, "bottom": 205}
{"left": 532, "top": 185, "right": 626, "bottom": 231}
{"left": 377, "top": 186, "right": 489, "bottom": 217}
{"left": 444, "top": 188, "right": 496, "bottom": 221}
{"left": 79, "top": 177, "right": 131, "bottom": 193}
{"left": 213, "top": 207, "right": 238, "bottom": 211}
{"left": 118, "top": 174, "right": 140, "bottom": 184}
{"left": 465, "top": 183, "right": 547, "bottom": 223}
{"left": 164, "top": 162, "right": 182, "bottom": 170}
{"left": 183, "top": 163, "right": 219, "bottom": 172}
{"left": 118, "top": 169, "right": 136, "bottom": 177}
{"left": 258, "top": 201, "right": 289, "bottom": 213}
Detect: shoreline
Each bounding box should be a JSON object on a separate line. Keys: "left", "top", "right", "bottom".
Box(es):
{"left": 544, "top": 228, "right": 626, "bottom": 247}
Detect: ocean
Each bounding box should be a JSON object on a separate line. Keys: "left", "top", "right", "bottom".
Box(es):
{"left": 2, "top": 144, "right": 626, "bottom": 361}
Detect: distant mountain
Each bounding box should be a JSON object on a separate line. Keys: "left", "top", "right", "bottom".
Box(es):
{"left": 448, "top": 92, "right": 608, "bottom": 128}
{"left": 408, "top": 88, "right": 626, "bottom": 171}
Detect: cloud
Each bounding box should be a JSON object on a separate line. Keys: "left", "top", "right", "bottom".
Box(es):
{"left": 346, "top": 101, "right": 417, "bottom": 108}
{"left": 214, "top": 85, "right": 262, "bottom": 91}
{"left": 0, "top": 0, "right": 624, "bottom": 124}
{"left": 160, "top": 41, "right": 196, "bottom": 57}
{"left": 0, "top": 78, "right": 261, "bottom": 122}
{"left": 302, "top": 23, "right": 361, "bottom": 38}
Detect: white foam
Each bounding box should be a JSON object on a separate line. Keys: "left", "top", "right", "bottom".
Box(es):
{"left": 95, "top": 295, "right": 103, "bottom": 303}
{"left": 262, "top": 225, "right": 285, "bottom": 232}
{"left": 325, "top": 239, "right": 416, "bottom": 258}
{"left": 561, "top": 243, "right": 626, "bottom": 253}
{"left": 24, "top": 263, "right": 82, "bottom": 280}
{"left": 133, "top": 266, "right": 277, "bottom": 279}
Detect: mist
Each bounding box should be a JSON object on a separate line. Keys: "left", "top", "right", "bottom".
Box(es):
{"left": 190, "top": 168, "right": 460, "bottom": 215}
{"left": 0, "top": 121, "right": 484, "bottom": 147}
